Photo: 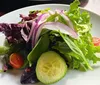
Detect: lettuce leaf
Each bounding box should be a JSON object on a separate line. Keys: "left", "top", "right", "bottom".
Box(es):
{"left": 51, "top": 30, "right": 100, "bottom": 71}
{"left": 67, "top": 0, "right": 92, "bottom": 33}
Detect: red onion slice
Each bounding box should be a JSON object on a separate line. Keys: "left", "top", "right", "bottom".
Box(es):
{"left": 21, "top": 13, "right": 50, "bottom": 45}
{"left": 31, "top": 13, "right": 50, "bottom": 47}
{"left": 55, "top": 9, "right": 74, "bottom": 29}
{"left": 27, "top": 21, "right": 36, "bottom": 42}
{"left": 36, "top": 13, "right": 50, "bottom": 24}
{"left": 35, "top": 22, "right": 78, "bottom": 44}
{"left": 60, "top": 13, "right": 74, "bottom": 29}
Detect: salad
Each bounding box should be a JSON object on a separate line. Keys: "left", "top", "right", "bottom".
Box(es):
{"left": 0, "top": 0, "right": 100, "bottom": 84}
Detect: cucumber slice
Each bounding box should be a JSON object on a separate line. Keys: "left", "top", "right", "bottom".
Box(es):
{"left": 36, "top": 51, "right": 67, "bottom": 84}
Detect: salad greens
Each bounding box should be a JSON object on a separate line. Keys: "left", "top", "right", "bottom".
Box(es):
{"left": 0, "top": 0, "right": 100, "bottom": 84}
{"left": 28, "top": 33, "right": 49, "bottom": 66}
{"left": 0, "top": 46, "right": 9, "bottom": 55}
{"left": 67, "top": 0, "right": 92, "bottom": 33}
{"left": 59, "top": 32, "right": 92, "bottom": 70}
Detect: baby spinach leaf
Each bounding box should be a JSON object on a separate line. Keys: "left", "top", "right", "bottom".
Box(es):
{"left": 27, "top": 34, "right": 49, "bottom": 66}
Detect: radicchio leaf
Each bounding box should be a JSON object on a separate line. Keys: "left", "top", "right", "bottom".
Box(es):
{"left": 20, "top": 11, "right": 39, "bottom": 22}
{"left": 0, "top": 23, "right": 25, "bottom": 43}
{"left": 20, "top": 65, "right": 39, "bottom": 84}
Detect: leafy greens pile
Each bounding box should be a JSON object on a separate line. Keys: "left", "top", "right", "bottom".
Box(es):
{"left": 29, "top": 0, "right": 100, "bottom": 71}
{"left": 0, "top": 0, "right": 100, "bottom": 84}
{"left": 27, "top": 0, "right": 100, "bottom": 71}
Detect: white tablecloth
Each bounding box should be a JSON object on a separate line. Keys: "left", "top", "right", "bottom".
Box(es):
{"left": 84, "top": 0, "right": 100, "bottom": 15}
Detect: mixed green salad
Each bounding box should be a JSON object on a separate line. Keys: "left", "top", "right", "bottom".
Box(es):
{"left": 0, "top": 0, "right": 100, "bottom": 84}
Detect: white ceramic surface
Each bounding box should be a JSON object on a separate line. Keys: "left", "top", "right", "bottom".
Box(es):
{"left": 85, "top": 0, "right": 100, "bottom": 15}
{"left": 0, "top": 4, "right": 100, "bottom": 85}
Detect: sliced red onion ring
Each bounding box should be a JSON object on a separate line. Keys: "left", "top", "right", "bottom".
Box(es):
{"left": 55, "top": 9, "right": 74, "bottom": 29}
{"left": 36, "top": 13, "right": 50, "bottom": 24}
{"left": 27, "top": 21, "right": 36, "bottom": 42}
{"left": 34, "top": 22, "right": 78, "bottom": 44}
{"left": 31, "top": 13, "right": 50, "bottom": 47}
{"left": 31, "top": 22, "right": 39, "bottom": 47}
{"left": 60, "top": 13, "right": 74, "bottom": 29}
{"left": 21, "top": 13, "right": 50, "bottom": 44}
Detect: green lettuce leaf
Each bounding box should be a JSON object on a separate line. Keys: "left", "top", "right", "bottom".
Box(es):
{"left": 67, "top": 0, "right": 92, "bottom": 33}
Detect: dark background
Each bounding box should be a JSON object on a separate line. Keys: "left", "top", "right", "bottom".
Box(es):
{"left": 0, "top": 0, "right": 74, "bottom": 13}
{"left": 0, "top": 0, "right": 88, "bottom": 13}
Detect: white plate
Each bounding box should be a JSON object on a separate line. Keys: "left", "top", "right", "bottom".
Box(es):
{"left": 0, "top": 4, "right": 100, "bottom": 85}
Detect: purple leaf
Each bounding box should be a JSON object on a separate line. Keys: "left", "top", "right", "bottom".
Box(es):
{"left": 0, "top": 23, "right": 25, "bottom": 43}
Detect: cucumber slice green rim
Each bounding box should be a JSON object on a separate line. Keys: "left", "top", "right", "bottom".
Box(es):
{"left": 36, "top": 51, "right": 67, "bottom": 84}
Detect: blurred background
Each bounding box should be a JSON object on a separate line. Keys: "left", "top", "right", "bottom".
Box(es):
{"left": 0, "top": 0, "right": 100, "bottom": 16}
{"left": 0, "top": 0, "right": 89, "bottom": 15}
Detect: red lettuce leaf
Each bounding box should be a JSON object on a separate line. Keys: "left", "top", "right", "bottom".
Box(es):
{"left": 0, "top": 23, "right": 25, "bottom": 43}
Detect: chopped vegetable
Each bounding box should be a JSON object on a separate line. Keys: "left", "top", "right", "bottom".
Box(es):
{"left": 9, "top": 53, "right": 24, "bottom": 69}
{"left": 36, "top": 51, "right": 67, "bottom": 84}
{"left": 93, "top": 37, "right": 100, "bottom": 46}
